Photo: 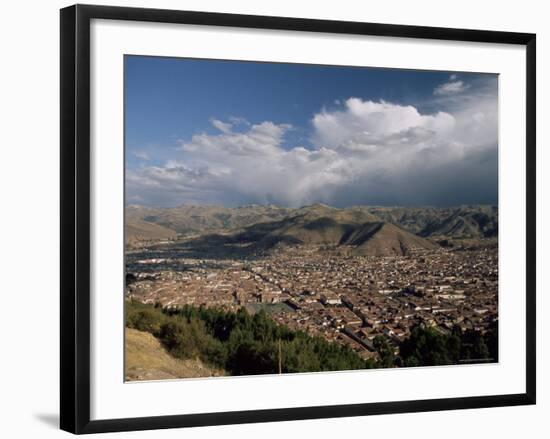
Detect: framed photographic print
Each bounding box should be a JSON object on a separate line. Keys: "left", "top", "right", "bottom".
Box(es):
{"left": 60, "top": 4, "right": 536, "bottom": 434}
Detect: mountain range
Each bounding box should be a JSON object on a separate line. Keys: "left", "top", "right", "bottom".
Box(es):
{"left": 126, "top": 204, "right": 497, "bottom": 255}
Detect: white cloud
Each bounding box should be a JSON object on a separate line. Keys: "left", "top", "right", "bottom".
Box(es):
{"left": 228, "top": 116, "right": 251, "bottom": 126}
{"left": 433, "top": 78, "right": 470, "bottom": 96}
{"left": 133, "top": 151, "right": 150, "bottom": 161}
{"left": 210, "top": 119, "right": 233, "bottom": 134}
{"left": 311, "top": 98, "right": 455, "bottom": 149}
{"left": 181, "top": 121, "right": 291, "bottom": 160}
{"left": 127, "top": 95, "right": 497, "bottom": 207}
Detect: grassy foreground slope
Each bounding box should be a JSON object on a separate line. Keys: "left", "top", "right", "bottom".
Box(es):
{"left": 125, "top": 327, "right": 224, "bottom": 381}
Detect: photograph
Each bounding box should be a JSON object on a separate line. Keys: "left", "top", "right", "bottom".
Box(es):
{"left": 0, "top": 0, "right": 542, "bottom": 436}
{"left": 124, "top": 56, "right": 499, "bottom": 381}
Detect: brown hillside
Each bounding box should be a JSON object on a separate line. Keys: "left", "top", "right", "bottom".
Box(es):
{"left": 125, "top": 328, "right": 224, "bottom": 381}
{"left": 346, "top": 222, "right": 438, "bottom": 256}
{"left": 126, "top": 204, "right": 497, "bottom": 240}
{"left": 126, "top": 204, "right": 293, "bottom": 236}
{"left": 126, "top": 218, "right": 177, "bottom": 247}
{"left": 235, "top": 215, "right": 439, "bottom": 256}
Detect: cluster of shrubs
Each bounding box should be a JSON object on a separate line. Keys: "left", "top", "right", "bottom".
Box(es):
{"left": 126, "top": 300, "right": 497, "bottom": 375}
{"left": 126, "top": 301, "right": 371, "bottom": 375}
{"left": 397, "top": 322, "right": 498, "bottom": 367}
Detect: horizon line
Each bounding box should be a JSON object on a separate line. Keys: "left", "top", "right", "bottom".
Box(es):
{"left": 125, "top": 202, "right": 498, "bottom": 210}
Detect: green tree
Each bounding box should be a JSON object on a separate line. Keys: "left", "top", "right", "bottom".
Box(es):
{"left": 374, "top": 335, "right": 396, "bottom": 368}
{"left": 399, "top": 325, "right": 459, "bottom": 366}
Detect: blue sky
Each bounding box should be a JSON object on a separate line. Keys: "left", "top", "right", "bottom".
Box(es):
{"left": 125, "top": 55, "right": 498, "bottom": 208}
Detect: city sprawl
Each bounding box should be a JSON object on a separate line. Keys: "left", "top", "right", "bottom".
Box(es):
{"left": 126, "top": 241, "right": 498, "bottom": 363}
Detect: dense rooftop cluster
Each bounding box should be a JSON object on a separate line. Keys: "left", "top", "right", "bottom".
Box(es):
{"left": 126, "top": 243, "right": 497, "bottom": 362}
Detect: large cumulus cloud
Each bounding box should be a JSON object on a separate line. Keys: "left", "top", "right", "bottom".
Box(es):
{"left": 127, "top": 82, "right": 497, "bottom": 207}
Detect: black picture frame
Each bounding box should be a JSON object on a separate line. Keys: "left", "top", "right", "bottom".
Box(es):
{"left": 60, "top": 4, "right": 536, "bottom": 434}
